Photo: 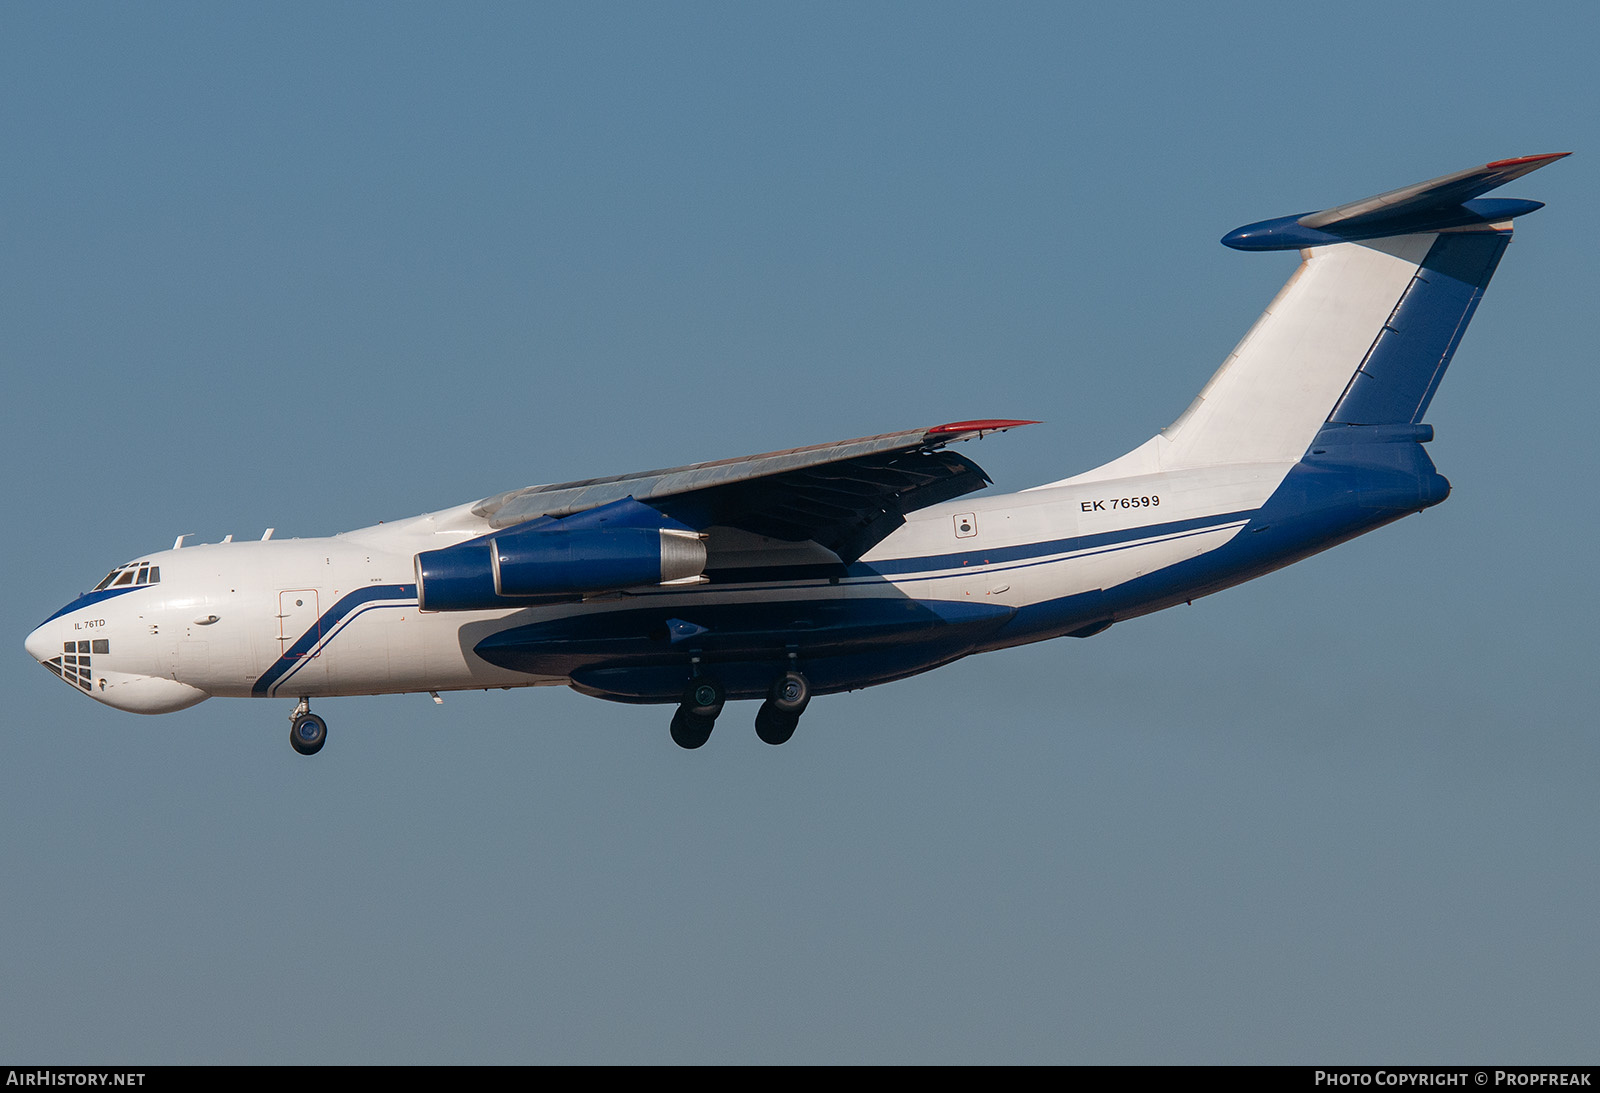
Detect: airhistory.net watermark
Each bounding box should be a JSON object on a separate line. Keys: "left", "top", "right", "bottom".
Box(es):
{"left": 5, "top": 1073, "right": 145, "bottom": 1087}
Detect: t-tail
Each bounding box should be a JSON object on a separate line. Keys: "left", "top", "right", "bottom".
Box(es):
{"left": 1078, "top": 153, "right": 1567, "bottom": 480}
{"left": 1041, "top": 153, "right": 1567, "bottom": 616}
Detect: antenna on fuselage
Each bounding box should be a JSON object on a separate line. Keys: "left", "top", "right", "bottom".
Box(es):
{"left": 262, "top": 528, "right": 275, "bottom": 541}
{"left": 173, "top": 534, "right": 191, "bottom": 549}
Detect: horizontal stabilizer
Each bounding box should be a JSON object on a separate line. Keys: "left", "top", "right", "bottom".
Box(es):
{"left": 1222, "top": 153, "right": 1567, "bottom": 251}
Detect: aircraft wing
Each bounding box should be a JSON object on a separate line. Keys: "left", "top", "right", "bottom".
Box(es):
{"left": 472, "top": 419, "right": 1036, "bottom": 563}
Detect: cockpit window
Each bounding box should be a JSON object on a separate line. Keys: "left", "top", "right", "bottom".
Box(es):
{"left": 93, "top": 562, "right": 161, "bottom": 591}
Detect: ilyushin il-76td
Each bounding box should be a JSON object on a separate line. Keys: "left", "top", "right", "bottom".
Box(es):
{"left": 26, "top": 154, "right": 1566, "bottom": 753}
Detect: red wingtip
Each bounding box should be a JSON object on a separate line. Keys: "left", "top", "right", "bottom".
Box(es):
{"left": 1485, "top": 152, "right": 1570, "bottom": 169}
{"left": 925, "top": 418, "right": 1041, "bottom": 436}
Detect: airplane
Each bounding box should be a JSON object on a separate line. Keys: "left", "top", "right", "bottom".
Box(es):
{"left": 24, "top": 153, "right": 1567, "bottom": 754}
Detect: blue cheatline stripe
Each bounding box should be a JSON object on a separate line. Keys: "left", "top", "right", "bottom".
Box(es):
{"left": 252, "top": 584, "right": 417, "bottom": 697}
{"left": 267, "top": 600, "right": 420, "bottom": 696}
{"left": 37, "top": 586, "right": 143, "bottom": 626}
{"left": 689, "top": 518, "right": 1254, "bottom": 595}
{"left": 867, "top": 519, "right": 1251, "bottom": 586}
{"left": 844, "top": 507, "right": 1259, "bottom": 578}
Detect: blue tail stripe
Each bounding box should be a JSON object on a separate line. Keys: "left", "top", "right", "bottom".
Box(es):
{"left": 1329, "top": 231, "right": 1508, "bottom": 426}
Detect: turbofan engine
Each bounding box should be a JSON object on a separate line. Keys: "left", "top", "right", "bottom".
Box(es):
{"left": 416, "top": 525, "right": 706, "bottom": 611}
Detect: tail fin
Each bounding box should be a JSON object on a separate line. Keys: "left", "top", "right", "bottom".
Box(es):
{"left": 1107, "top": 154, "right": 1566, "bottom": 474}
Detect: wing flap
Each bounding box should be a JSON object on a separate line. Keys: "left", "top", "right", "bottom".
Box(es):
{"left": 473, "top": 419, "right": 1036, "bottom": 563}
{"left": 670, "top": 448, "right": 993, "bottom": 562}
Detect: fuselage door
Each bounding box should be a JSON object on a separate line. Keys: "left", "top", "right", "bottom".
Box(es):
{"left": 278, "top": 590, "right": 322, "bottom": 658}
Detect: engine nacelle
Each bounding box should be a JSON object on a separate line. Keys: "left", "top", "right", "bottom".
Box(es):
{"left": 416, "top": 527, "right": 706, "bottom": 611}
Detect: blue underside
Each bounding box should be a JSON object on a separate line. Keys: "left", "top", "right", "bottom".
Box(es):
{"left": 478, "top": 595, "right": 1017, "bottom": 702}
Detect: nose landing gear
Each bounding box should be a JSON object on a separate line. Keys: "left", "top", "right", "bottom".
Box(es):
{"left": 288, "top": 698, "right": 326, "bottom": 756}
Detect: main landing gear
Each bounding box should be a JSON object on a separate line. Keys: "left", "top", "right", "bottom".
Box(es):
{"left": 667, "top": 669, "right": 812, "bottom": 749}
{"left": 670, "top": 678, "right": 725, "bottom": 750}
{"left": 755, "top": 670, "right": 810, "bottom": 746}
{"left": 288, "top": 698, "right": 327, "bottom": 756}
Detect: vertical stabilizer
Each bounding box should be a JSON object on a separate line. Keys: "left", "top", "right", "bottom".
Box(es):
{"left": 1160, "top": 231, "right": 1445, "bottom": 467}
{"left": 1067, "top": 155, "right": 1565, "bottom": 481}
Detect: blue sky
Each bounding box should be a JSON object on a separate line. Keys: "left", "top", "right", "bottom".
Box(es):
{"left": 3, "top": 2, "right": 1597, "bottom": 1063}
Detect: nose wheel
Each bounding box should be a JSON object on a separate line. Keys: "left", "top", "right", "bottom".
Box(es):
{"left": 288, "top": 699, "right": 327, "bottom": 756}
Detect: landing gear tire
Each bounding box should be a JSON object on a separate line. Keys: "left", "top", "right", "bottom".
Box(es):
{"left": 754, "top": 703, "right": 799, "bottom": 746}
{"left": 755, "top": 670, "right": 810, "bottom": 745}
{"left": 669, "top": 676, "right": 726, "bottom": 749}
{"left": 768, "top": 670, "right": 811, "bottom": 715}
{"left": 683, "top": 678, "right": 726, "bottom": 719}
{"left": 670, "top": 708, "right": 715, "bottom": 750}
{"left": 290, "top": 712, "right": 327, "bottom": 756}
